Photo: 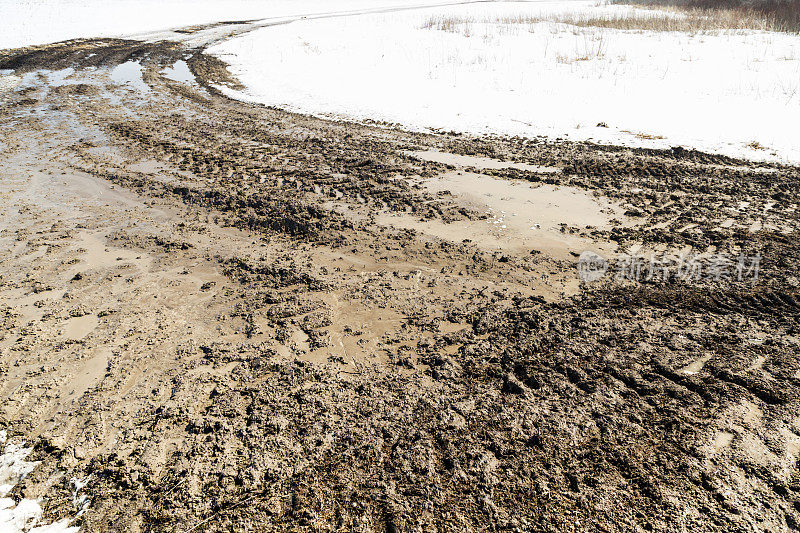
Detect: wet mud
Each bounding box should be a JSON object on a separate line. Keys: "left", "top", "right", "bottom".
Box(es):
{"left": 1, "top": 25, "right": 800, "bottom": 533}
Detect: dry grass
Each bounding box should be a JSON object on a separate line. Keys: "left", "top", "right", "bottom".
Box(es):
{"left": 616, "top": 0, "right": 800, "bottom": 33}
{"left": 499, "top": 9, "right": 781, "bottom": 32}
{"left": 422, "top": 5, "right": 794, "bottom": 34}
{"left": 420, "top": 16, "right": 465, "bottom": 33}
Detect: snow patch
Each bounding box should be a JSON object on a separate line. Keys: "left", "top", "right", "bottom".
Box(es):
{"left": 209, "top": 0, "right": 800, "bottom": 163}
{"left": 0, "top": 434, "right": 82, "bottom": 533}
{"left": 0, "top": 0, "right": 435, "bottom": 50}
{"left": 0, "top": 442, "right": 38, "bottom": 497}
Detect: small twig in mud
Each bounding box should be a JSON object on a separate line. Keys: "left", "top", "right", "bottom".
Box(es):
{"left": 160, "top": 477, "right": 186, "bottom": 497}
{"left": 186, "top": 493, "right": 257, "bottom": 532}
{"left": 341, "top": 357, "right": 362, "bottom": 375}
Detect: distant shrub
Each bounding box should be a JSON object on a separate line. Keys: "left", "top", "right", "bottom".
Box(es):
{"left": 422, "top": 6, "right": 792, "bottom": 35}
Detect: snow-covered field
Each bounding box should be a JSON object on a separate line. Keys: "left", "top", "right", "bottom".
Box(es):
{"left": 0, "top": 0, "right": 417, "bottom": 50}
{"left": 208, "top": 0, "right": 800, "bottom": 163}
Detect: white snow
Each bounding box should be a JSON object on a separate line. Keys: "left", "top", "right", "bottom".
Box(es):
{"left": 0, "top": 434, "right": 81, "bottom": 533}
{"left": 67, "top": 477, "right": 91, "bottom": 518}
{"left": 209, "top": 0, "right": 800, "bottom": 163}
{"left": 0, "top": 0, "right": 431, "bottom": 50}
{"left": 0, "top": 441, "right": 38, "bottom": 498}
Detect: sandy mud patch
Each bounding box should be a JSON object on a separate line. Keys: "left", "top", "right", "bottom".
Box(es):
{"left": 379, "top": 169, "right": 625, "bottom": 259}
{"left": 408, "top": 149, "right": 561, "bottom": 173}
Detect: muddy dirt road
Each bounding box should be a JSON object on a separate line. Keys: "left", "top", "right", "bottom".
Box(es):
{"left": 1, "top": 19, "right": 800, "bottom": 533}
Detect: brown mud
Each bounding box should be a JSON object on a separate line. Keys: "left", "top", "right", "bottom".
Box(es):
{"left": 1, "top": 23, "right": 800, "bottom": 533}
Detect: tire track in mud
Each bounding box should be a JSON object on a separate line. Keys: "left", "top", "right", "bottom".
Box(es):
{"left": 1, "top": 20, "right": 800, "bottom": 533}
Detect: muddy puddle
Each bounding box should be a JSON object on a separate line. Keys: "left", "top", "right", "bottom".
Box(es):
{"left": 109, "top": 61, "right": 149, "bottom": 92}
{"left": 45, "top": 68, "right": 76, "bottom": 86}
{"left": 1, "top": 68, "right": 76, "bottom": 93}
{"left": 679, "top": 353, "right": 713, "bottom": 375}
{"left": 161, "top": 60, "right": 197, "bottom": 85}
{"left": 408, "top": 150, "right": 560, "bottom": 173}
{"left": 379, "top": 171, "right": 625, "bottom": 259}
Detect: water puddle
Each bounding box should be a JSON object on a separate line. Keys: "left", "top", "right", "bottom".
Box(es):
{"left": 109, "top": 61, "right": 149, "bottom": 92}
{"left": 46, "top": 68, "right": 76, "bottom": 87}
{"left": 679, "top": 353, "right": 713, "bottom": 375}
{"left": 161, "top": 60, "right": 197, "bottom": 85}
{"left": 7, "top": 68, "right": 77, "bottom": 92}
{"left": 3, "top": 71, "right": 40, "bottom": 93}
{"left": 409, "top": 150, "right": 559, "bottom": 173}
{"left": 378, "top": 171, "right": 623, "bottom": 259}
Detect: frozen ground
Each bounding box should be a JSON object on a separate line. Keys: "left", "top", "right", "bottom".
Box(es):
{"left": 209, "top": 0, "right": 800, "bottom": 163}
